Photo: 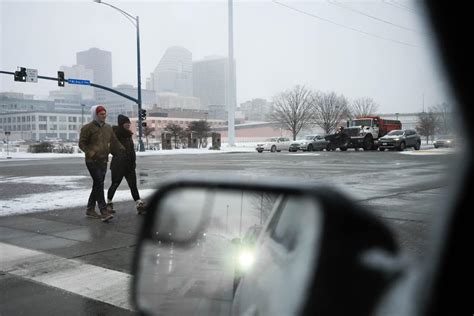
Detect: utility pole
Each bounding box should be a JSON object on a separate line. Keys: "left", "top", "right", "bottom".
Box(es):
{"left": 227, "top": 0, "right": 236, "bottom": 146}
{"left": 422, "top": 92, "right": 425, "bottom": 113}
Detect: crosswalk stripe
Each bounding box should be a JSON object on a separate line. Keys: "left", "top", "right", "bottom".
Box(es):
{"left": 0, "top": 242, "right": 134, "bottom": 311}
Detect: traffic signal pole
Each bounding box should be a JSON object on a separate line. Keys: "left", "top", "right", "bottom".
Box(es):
{"left": 1, "top": 69, "right": 145, "bottom": 150}
{"left": 1, "top": 70, "right": 139, "bottom": 104}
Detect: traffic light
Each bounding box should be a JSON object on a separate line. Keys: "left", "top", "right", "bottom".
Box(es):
{"left": 139, "top": 109, "right": 147, "bottom": 121}
{"left": 58, "top": 71, "right": 65, "bottom": 87}
{"left": 14, "top": 67, "right": 27, "bottom": 82}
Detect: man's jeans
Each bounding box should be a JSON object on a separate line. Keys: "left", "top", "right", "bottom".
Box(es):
{"left": 86, "top": 162, "right": 108, "bottom": 211}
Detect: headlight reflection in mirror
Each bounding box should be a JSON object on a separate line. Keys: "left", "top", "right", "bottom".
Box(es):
{"left": 136, "top": 187, "right": 322, "bottom": 316}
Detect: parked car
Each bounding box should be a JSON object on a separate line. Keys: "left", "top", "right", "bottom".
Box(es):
{"left": 378, "top": 129, "right": 421, "bottom": 151}
{"left": 289, "top": 135, "right": 328, "bottom": 152}
{"left": 256, "top": 137, "right": 291, "bottom": 153}
{"left": 433, "top": 135, "right": 456, "bottom": 148}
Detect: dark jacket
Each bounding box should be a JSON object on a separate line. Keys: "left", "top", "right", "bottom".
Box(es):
{"left": 79, "top": 121, "right": 124, "bottom": 163}
{"left": 110, "top": 126, "right": 136, "bottom": 172}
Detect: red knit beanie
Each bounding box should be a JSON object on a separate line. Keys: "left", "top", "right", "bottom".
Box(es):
{"left": 96, "top": 105, "right": 106, "bottom": 114}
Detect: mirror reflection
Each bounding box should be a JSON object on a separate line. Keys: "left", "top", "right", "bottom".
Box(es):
{"left": 136, "top": 188, "right": 322, "bottom": 315}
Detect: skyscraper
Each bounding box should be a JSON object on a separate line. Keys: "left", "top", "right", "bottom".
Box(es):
{"left": 76, "top": 48, "right": 112, "bottom": 102}
{"left": 193, "top": 56, "right": 235, "bottom": 110}
{"left": 149, "top": 46, "right": 193, "bottom": 97}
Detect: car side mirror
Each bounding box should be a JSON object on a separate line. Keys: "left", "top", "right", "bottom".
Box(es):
{"left": 132, "top": 178, "right": 402, "bottom": 316}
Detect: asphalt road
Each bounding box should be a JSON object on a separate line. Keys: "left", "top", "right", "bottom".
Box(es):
{"left": 0, "top": 149, "right": 458, "bottom": 315}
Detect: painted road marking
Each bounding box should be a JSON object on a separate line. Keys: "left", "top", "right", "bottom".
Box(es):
{"left": 0, "top": 242, "right": 133, "bottom": 311}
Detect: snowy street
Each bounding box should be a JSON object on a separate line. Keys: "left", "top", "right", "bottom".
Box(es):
{"left": 0, "top": 149, "right": 455, "bottom": 315}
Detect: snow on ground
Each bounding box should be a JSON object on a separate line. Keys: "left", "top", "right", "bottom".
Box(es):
{"left": 0, "top": 143, "right": 456, "bottom": 161}
{"left": 0, "top": 176, "right": 88, "bottom": 188}
{"left": 0, "top": 143, "right": 257, "bottom": 161}
{"left": 0, "top": 188, "right": 155, "bottom": 217}
{"left": 399, "top": 148, "right": 457, "bottom": 155}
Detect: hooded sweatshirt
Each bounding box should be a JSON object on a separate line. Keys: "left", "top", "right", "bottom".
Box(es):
{"left": 79, "top": 105, "right": 124, "bottom": 163}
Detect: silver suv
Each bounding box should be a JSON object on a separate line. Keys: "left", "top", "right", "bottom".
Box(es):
{"left": 378, "top": 129, "right": 421, "bottom": 151}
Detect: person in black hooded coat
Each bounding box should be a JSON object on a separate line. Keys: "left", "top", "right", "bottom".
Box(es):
{"left": 107, "top": 114, "right": 145, "bottom": 214}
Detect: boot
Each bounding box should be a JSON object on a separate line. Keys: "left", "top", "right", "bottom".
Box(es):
{"left": 136, "top": 200, "right": 146, "bottom": 215}
{"left": 100, "top": 208, "right": 114, "bottom": 222}
{"left": 86, "top": 208, "right": 101, "bottom": 219}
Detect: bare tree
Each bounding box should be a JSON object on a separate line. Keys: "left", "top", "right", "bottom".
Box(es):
{"left": 187, "top": 120, "right": 211, "bottom": 148}
{"left": 416, "top": 110, "right": 439, "bottom": 144}
{"left": 313, "top": 91, "right": 349, "bottom": 134}
{"left": 164, "top": 123, "right": 184, "bottom": 149}
{"left": 144, "top": 126, "right": 155, "bottom": 147}
{"left": 432, "top": 102, "right": 452, "bottom": 135}
{"left": 350, "top": 97, "right": 379, "bottom": 118}
{"left": 270, "top": 85, "right": 315, "bottom": 140}
{"left": 250, "top": 192, "right": 279, "bottom": 225}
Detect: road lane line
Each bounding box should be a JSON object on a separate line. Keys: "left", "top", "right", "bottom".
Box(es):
{"left": 0, "top": 242, "right": 133, "bottom": 311}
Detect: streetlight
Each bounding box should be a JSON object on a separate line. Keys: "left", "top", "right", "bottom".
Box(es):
{"left": 94, "top": 0, "right": 145, "bottom": 151}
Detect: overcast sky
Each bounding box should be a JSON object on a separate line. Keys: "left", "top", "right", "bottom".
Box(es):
{"left": 0, "top": 0, "right": 453, "bottom": 113}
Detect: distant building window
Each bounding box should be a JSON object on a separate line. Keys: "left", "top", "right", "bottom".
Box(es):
{"left": 68, "top": 125, "right": 76, "bottom": 130}
{"left": 59, "top": 116, "right": 67, "bottom": 122}
{"left": 31, "top": 116, "right": 36, "bottom": 122}
{"left": 49, "top": 116, "right": 57, "bottom": 122}
{"left": 68, "top": 117, "right": 77, "bottom": 123}
{"left": 50, "top": 124, "right": 57, "bottom": 130}
{"left": 39, "top": 124, "right": 47, "bottom": 130}
{"left": 39, "top": 116, "right": 47, "bottom": 122}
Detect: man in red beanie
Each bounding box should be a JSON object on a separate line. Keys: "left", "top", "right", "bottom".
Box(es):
{"left": 79, "top": 105, "right": 124, "bottom": 222}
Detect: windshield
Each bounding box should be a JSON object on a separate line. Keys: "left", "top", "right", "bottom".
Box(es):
{"left": 266, "top": 138, "right": 277, "bottom": 142}
{"left": 437, "top": 135, "right": 453, "bottom": 140}
{"left": 348, "top": 119, "right": 372, "bottom": 127}
{"left": 387, "top": 130, "right": 404, "bottom": 136}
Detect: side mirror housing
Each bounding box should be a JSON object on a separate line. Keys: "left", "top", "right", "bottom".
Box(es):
{"left": 131, "top": 177, "right": 401, "bottom": 316}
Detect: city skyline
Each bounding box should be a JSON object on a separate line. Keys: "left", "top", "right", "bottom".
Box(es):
{"left": 1, "top": 1, "right": 452, "bottom": 113}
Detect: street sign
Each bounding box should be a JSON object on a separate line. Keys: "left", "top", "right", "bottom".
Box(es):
{"left": 26, "top": 68, "right": 38, "bottom": 83}
{"left": 68, "top": 79, "right": 91, "bottom": 85}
